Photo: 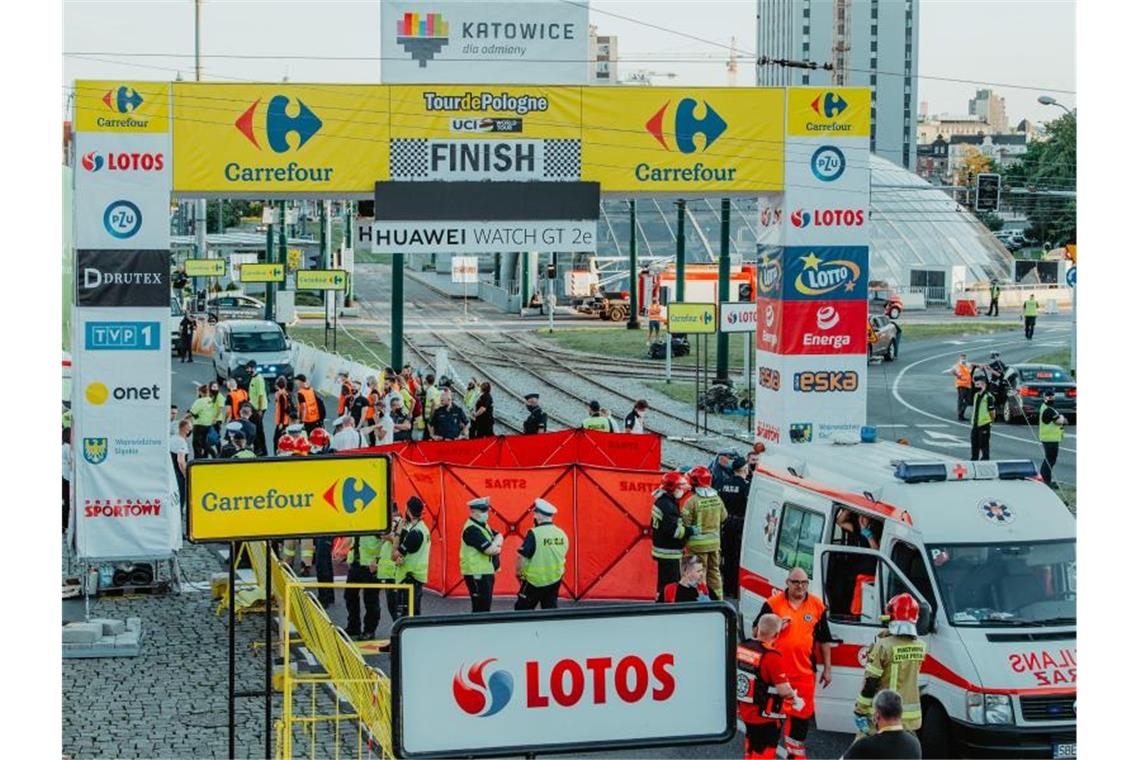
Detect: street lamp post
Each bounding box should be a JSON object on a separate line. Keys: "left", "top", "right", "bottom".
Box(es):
{"left": 1037, "top": 95, "right": 1075, "bottom": 376}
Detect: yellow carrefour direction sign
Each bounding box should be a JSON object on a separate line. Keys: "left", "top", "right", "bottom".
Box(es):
{"left": 184, "top": 258, "right": 226, "bottom": 277}
{"left": 786, "top": 87, "right": 871, "bottom": 138}
{"left": 296, "top": 269, "right": 348, "bottom": 291}
{"left": 667, "top": 302, "right": 717, "bottom": 334}
{"left": 188, "top": 455, "right": 390, "bottom": 542}
{"left": 239, "top": 263, "right": 285, "bottom": 283}
{"left": 75, "top": 80, "right": 170, "bottom": 133}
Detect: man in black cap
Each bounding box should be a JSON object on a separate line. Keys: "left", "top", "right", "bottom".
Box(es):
{"left": 582, "top": 400, "right": 613, "bottom": 432}
{"left": 523, "top": 393, "right": 548, "bottom": 435}
{"left": 710, "top": 449, "right": 737, "bottom": 490}
{"left": 718, "top": 456, "right": 751, "bottom": 598}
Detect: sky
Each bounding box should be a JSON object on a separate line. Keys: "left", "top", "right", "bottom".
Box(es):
{"left": 62, "top": 0, "right": 1076, "bottom": 125}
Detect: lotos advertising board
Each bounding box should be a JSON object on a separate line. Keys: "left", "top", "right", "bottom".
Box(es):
{"left": 665, "top": 302, "right": 717, "bottom": 334}
{"left": 381, "top": 0, "right": 590, "bottom": 85}
{"left": 719, "top": 301, "right": 757, "bottom": 333}
{"left": 74, "top": 132, "right": 172, "bottom": 250}
{"left": 392, "top": 604, "right": 734, "bottom": 757}
{"left": 187, "top": 455, "right": 390, "bottom": 542}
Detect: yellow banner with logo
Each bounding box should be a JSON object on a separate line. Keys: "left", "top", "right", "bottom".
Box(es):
{"left": 239, "top": 263, "right": 285, "bottom": 282}
{"left": 75, "top": 80, "right": 170, "bottom": 133}
{"left": 581, "top": 88, "right": 784, "bottom": 194}
{"left": 666, "top": 302, "right": 717, "bottom": 334}
{"left": 785, "top": 87, "right": 871, "bottom": 138}
{"left": 172, "top": 83, "right": 389, "bottom": 193}
{"left": 188, "top": 455, "right": 390, "bottom": 542}
{"left": 184, "top": 259, "right": 226, "bottom": 277}
{"left": 389, "top": 85, "right": 581, "bottom": 140}
{"left": 296, "top": 269, "right": 348, "bottom": 291}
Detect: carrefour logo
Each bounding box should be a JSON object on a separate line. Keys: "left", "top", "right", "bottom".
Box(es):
{"left": 453, "top": 659, "right": 514, "bottom": 717}
{"left": 103, "top": 86, "right": 143, "bottom": 114}
{"left": 225, "top": 95, "right": 332, "bottom": 184}
{"left": 811, "top": 92, "right": 848, "bottom": 119}
{"left": 636, "top": 98, "right": 735, "bottom": 183}
{"left": 794, "top": 251, "right": 861, "bottom": 297}
{"left": 810, "top": 146, "right": 846, "bottom": 182}
{"left": 322, "top": 477, "right": 377, "bottom": 514}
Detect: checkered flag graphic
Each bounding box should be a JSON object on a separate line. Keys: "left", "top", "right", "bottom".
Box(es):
{"left": 543, "top": 139, "right": 581, "bottom": 180}
{"left": 390, "top": 139, "right": 429, "bottom": 179}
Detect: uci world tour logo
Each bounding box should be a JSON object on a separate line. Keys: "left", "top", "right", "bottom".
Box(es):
{"left": 396, "top": 11, "right": 450, "bottom": 67}
{"left": 235, "top": 96, "right": 323, "bottom": 153}
{"left": 646, "top": 98, "right": 727, "bottom": 153}
{"left": 811, "top": 145, "right": 846, "bottom": 182}
{"left": 103, "top": 200, "right": 142, "bottom": 239}
{"left": 794, "top": 251, "right": 861, "bottom": 297}
{"left": 322, "top": 477, "right": 377, "bottom": 515}
{"left": 83, "top": 437, "right": 108, "bottom": 465}
{"left": 453, "top": 659, "right": 513, "bottom": 717}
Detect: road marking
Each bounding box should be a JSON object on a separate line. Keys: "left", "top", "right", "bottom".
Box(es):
{"left": 917, "top": 423, "right": 949, "bottom": 428}
{"left": 922, "top": 439, "right": 966, "bottom": 448}
{"left": 924, "top": 431, "right": 965, "bottom": 441}
{"left": 891, "top": 339, "right": 1077, "bottom": 455}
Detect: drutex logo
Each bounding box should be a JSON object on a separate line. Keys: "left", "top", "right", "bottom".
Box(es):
{"left": 637, "top": 98, "right": 735, "bottom": 183}
{"left": 226, "top": 95, "right": 332, "bottom": 184}
{"left": 793, "top": 251, "right": 861, "bottom": 297}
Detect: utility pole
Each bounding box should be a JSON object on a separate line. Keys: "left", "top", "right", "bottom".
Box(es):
{"left": 392, "top": 254, "right": 404, "bottom": 368}
{"left": 627, "top": 200, "right": 640, "bottom": 329}
{"left": 675, "top": 201, "right": 686, "bottom": 302}
{"left": 264, "top": 208, "right": 275, "bottom": 321}
{"left": 716, "top": 198, "right": 730, "bottom": 383}
{"left": 194, "top": 0, "right": 207, "bottom": 304}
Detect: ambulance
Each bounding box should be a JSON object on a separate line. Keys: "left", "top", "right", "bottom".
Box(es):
{"left": 738, "top": 439, "right": 1076, "bottom": 758}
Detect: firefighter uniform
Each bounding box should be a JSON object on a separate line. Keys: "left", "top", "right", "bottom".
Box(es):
{"left": 854, "top": 631, "right": 927, "bottom": 735}
{"left": 682, "top": 486, "right": 728, "bottom": 599}
{"left": 651, "top": 476, "right": 694, "bottom": 603}
{"left": 737, "top": 640, "right": 790, "bottom": 759}
{"left": 514, "top": 499, "right": 568, "bottom": 610}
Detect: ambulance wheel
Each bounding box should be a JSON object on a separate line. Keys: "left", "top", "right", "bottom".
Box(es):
{"left": 919, "top": 700, "right": 954, "bottom": 759}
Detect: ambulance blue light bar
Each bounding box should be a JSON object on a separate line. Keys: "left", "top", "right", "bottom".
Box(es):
{"left": 893, "top": 462, "right": 949, "bottom": 483}
{"left": 996, "top": 460, "right": 1039, "bottom": 480}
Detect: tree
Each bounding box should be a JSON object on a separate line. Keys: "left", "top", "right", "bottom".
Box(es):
{"left": 954, "top": 146, "right": 994, "bottom": 188}
{"left": 977, "top": 210, "right": 1004, "bottom": 231}
{"left": 207, "top": 200, "right": 264, "bottom": 234}
{"left": 998, "top": 112, "right": 1076, "bottom": 245}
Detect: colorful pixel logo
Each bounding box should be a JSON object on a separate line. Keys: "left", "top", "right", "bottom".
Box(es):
{"left": 646, "top": 98, "right": 727, "bottom": 154}
{"left": 396, "top": 11, "right": 450, "bottom": 67}
{"left": 103, "top": 86, "right": 143, "bottom": 114}
{"left": 453, "top": 659, "right": 513, "bottom": 717}
{"left": 235, "top": 96, "right": 323, "bottom": 153}
{"left": 322, "top": 477, "right": 377, "bottom": 515}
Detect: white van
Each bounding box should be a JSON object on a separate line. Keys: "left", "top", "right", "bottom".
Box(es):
{"left": 739, "top": 440, "right": 1075, "bottom": 759}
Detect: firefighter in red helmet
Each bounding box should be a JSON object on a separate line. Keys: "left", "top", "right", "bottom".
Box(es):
{"left": 853, "top": 593, "right": 928, "bottom": 738}
{"left": 650, "top": 470, "right": 695, "bottom": 602}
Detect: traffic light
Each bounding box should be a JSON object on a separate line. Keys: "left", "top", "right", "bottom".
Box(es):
{"left": 975, "top": 173, "right": 1001, "bottom": 212}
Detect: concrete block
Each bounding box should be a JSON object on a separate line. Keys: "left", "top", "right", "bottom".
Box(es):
{"left": 62, "top": 622, "right": 103, "bottom": 644}
{"left": 126, "top": 617, "right": 142, "bottom": 633}
{"left": 114, "top": 632, "right": 140, "bottom": 648}
{"left": 89, "top": 618, "right": 126, "bottom": 636}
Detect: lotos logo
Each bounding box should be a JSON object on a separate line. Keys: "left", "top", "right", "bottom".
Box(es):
{"left": 102, "top": 200, "right": 142, "bottom": 239}
{"left": 236, "top": 96, "right": 323, "bottom": 153}
{"left": 794, "top": 252, "right": 861, "bottom": 297}
{"left": 791, "top": 208, "right": 864, "bottom": 228}
{"left": 453, "top": 659, "right": 513, "bottom": 717}
{"left": 646, "top": 98, "right": 727, "bottom": 154}
{"left": 83, "top": 437, "right": 108, "bottom": 465}
{"left": 794, "top": 370, "right": 860, "bottom": 393}
{"left": 103, "top": 86, "right": 143, "bottom": 114}
{"left": 810, "top": 145, "right": 846, "bottom": 182}
{"left": 396, "top": 11, "right": 450, "bottom": 67}
{"left": 816, "top": 305, "right": 839, "bottom": 330}
{"left": 82, "top": 152, "right": 165, "bottom": 173}
{"left": 81, "top": 152, "right": 105, "bottom": 172}
{"left": 811, "top": 92, "right": 848, "bottom": 119}
{"left": 322, "top": 477, "right": 377, "bottom": 514}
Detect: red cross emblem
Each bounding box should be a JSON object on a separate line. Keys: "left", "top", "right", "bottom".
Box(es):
{"left": 952, "top": 463, "right": 967, "bottom": 480}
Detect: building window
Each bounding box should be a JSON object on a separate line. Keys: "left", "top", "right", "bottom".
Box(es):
{"left": 871, "top": 57, "right": 877, "bottom": 68}
{"left": 870, "top": 75, "right": 877, "bottom": 86}
{"left": 871, "top": 24, "right": 878, "bottom": 35}
{"left": 804, "top": 7, "right": 810, "bottom": 17}
{"left": 871, "top": 41, "right": 878, "bottom": 52}
{"left": 803, "top": 24, "right": 810, "bottom": 34}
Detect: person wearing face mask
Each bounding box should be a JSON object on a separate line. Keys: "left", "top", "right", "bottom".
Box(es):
{"left": 459, "top": 497, "right": 502, "bottom": 612}
{"left": 661, "top": 555, "right": 711, "bottom": 603}
{"left": 650, "top": 470, "right": 696, "bottom": 603}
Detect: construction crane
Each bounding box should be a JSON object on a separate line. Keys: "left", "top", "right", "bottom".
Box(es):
{"left": 832, "top": 0, "right": 851, "bottom": 85}
{"left": 727, "top": 36, "right": 739, "bottom": 87}
{"left": 622, "top": 69, "right": 677, "bottom": 86}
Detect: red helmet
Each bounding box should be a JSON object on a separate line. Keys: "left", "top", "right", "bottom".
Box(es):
{"left": 276, "top": 434, "right": 295, "bottom": 453}
{"left": 687, "top": 466, "right": 713, "bottom": 489}
{"left": 887, "top": 593, "right": 920, "bottom": 624}
{"left": 293, "top": 435, "right": 312, "bottom": 455}
{"left": 309, "top": 428, "right": 330, "bottom": 448}
{"left": 660, "top": 471, "right": 689, "bottom": 492}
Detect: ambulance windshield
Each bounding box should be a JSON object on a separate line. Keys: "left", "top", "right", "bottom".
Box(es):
{"left": 928, "top": 540, "right": 1076, "bottom": 627}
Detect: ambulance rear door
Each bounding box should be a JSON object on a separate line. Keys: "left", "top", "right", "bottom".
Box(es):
{"left": 810, "top": 544, "right": 934, "bottom": 733}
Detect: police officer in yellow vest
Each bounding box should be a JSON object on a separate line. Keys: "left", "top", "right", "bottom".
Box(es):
{"left": 582, "top": 400, "right": 614, "bottom": 432}
{"left": 681, "top": 466, "right": 728, "bottom": 600}
{"left": 853, "top": 593, "right": 927, "bottom": 738}
{"left": 460, "top": 497, "right": 503, "bottom": 613}
{"left": 1023, "top": 294, "right": 1039, "bottom": 340}
{"left": 1038, "top": 391, "right": 1067, "bottom": 487}
{"left": 515, "top": 498, "right": 569, "bottom": 610}
{"left": 344, "top": 510, "right": 397, "bottom": 640}
{"left": 392, "top": 496, "right": 431, "bottom": 618}
{"left": 970, "top": 374, "right": 995, "bottom": 461}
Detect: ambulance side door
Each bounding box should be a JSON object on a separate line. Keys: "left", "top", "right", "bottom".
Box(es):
{"left": 810, "top": 544, "right": 933, "bottom": 733}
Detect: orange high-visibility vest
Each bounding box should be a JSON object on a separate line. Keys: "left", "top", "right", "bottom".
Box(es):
{"left": 274, "top": 389, "right": 291, "bottom": 427}
{"left": 954, "top": 363, "right": 972, "bottom": 389}
{"left": 228, "top": 389, "right": 249, "bottom": 418}
{"left": 765, "top": 591, "right": 827, "bottom": 679}
{"left": 298, "top": 387, "right": 320, "bottom": 423}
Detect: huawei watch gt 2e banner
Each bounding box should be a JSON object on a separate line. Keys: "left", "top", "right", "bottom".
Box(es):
{"left": 381, "top": 0, "right": 590, "bottom": 84}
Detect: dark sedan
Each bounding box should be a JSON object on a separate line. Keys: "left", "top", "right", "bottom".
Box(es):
{"left": 1001, "top": 364, "right": 1076, "bottom": 423}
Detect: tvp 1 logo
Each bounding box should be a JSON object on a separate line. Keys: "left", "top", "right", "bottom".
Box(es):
{"left": 646, "top": 98, "right": 727, "bottom": 154}
{"left": 235, "top": 95, "right": 323, "bottom": 153}
{"left": 322, "top": 477, "right": 378, "bottom": 514}
{"left": 453, "top": 659, "right": 514, "bottom": 717}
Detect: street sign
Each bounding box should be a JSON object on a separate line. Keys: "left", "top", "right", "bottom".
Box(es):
{"left": 1066, "top": 267, "right": 1076, "bottom": 287}
{"left": 451, "top": 257, "right": 479, "bottom": 285}
{"left": 185, "top": 258, "right": 226, "bottom": 277}
{"left": 718, "top": 301, "right": 757, "bottom": 333}
{"left": 666, "top": 302, "right": 717, "bottom": 334}
{"left": 187, "top": 454, "right": 390, "bottom": 542}
{"left": 238, "top": 263, "right": 285, "bottom": 283}
{"left": 295, "top": 269, "right": 348, "bottom": 291}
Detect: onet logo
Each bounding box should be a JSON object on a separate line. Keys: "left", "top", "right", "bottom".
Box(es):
{"left": 645, "top": 98, "right": 727, "bottom": 154}
{"left": 811, "top": 92, "right": 848, "bottom": 119}
{"left": 322, "top": 477, "right": 377, "bottom": 515}
{"left": 81, "top": 152, "right": 105, "bottom": 172}
{"left": 453, "top": 659, "right": 514, "bottom": 717}
{"left": 103, "top": 86, "right": 143, "bottom": 114}
{"left": 235, "top": 96, "right": 323, "bottom": 153}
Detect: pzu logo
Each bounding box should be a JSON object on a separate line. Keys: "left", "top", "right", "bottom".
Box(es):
{"left": 102, "top": 200, "right": 142, "bottom": 239}
{"left": 646, "top": 98, "right": 727, "bottom": 153}
{"left": 810, "top": 146, "right": 846, "bottom": 182}
{"left": 235, "top": 95, "right": 323, "bottom": 153}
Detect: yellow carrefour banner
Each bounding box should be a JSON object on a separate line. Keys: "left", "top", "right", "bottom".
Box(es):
{"left": 785, "top": 87, "right": 871, "bottom": 138}
{"left": 581, "top": 88, "right": 785, "bottom": 194}
{"left": 75, "top": 80, "right": 170, "bottom": 133}
{"left": 667, "top": 302, "right": 717, "bottom": 334}
{"left": 172, "top": 83, "right": 389, "bottom": 193}
{"left": 187, "top": 455, "right": 390, "bottom": 542}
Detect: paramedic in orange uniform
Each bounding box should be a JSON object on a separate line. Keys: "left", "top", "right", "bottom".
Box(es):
{"left": 756, "top": 566, "right": 835, "bottom": 760}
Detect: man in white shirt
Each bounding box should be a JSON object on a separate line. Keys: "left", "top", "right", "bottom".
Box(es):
{"left": 170, "top": 418, "right": 191, "bottom": 525}
{"left": 331, "top": 415, "right": 366, "bottom": 452}
{"left": 624, "top": 399, "right": 649, "bottom": 434}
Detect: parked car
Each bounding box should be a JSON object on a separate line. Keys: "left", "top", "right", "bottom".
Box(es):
{"left": 196, "top": 294, "right": 265, "bottom": 322}
{"left": 212, "top": 320, "right": 293, "bottom": 385}
{"left": 868, "top": 287, "right": 903, "bottom": 319}
{"left": 1001, "top": 364, "right": 1076, "bottom": 423}
{"left": 867, "top": 314, "right": 900, "bottom": 361}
